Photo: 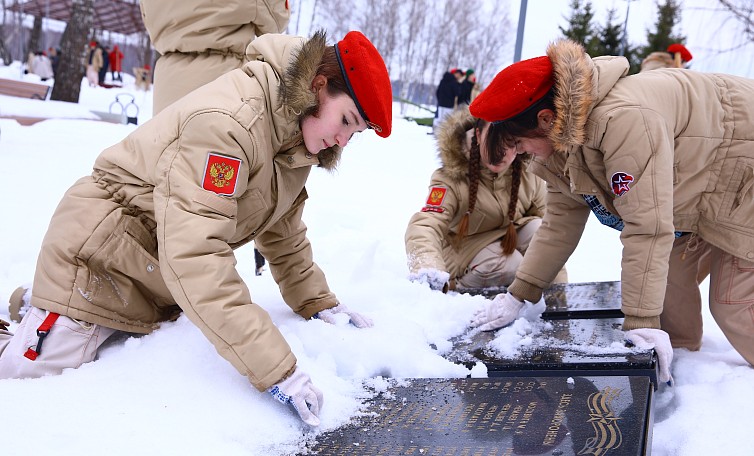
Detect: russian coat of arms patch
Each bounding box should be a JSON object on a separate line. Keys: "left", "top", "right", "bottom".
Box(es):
{"left": 203, "top": 153, "right": 241, "bottom": 196}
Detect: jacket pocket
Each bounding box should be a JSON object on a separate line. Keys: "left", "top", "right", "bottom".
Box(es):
{"left": 192, "top": 188, "right": 238, "bottom": 218}
{"left": 236, "top": 187, "right": 269, "bottom": 225}
{"left": 718, "top": 158, "right": 754, "bottom": 226}
{"left": 86, "top": 214, "right": 175, "bottom": 321}
{"left": 712, "top": 254, "right": 754, "bottom": 305}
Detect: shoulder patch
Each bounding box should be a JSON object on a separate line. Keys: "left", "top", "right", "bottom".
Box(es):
{"left": 203, "top": 153, "right": 241, "bottom": 196}
{"left": 421, "top": 186, "right": 447, "bottom": 213}
{"left": 610, "top": 171, "right": 634, "bottom": 196}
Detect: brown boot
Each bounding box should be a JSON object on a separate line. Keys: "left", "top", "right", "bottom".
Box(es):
{"left": 8, "top": 286, "right": 29, "bottom": 323}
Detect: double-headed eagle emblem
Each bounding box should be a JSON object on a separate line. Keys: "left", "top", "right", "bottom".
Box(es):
{"left": 210, "top": 162, "right": 235, "bottom": 188}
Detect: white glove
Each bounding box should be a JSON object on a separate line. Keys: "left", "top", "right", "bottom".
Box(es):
{"left": 409, "top": 268, "right": 450, "bottom": 292}
{"left": 315, "top": 304, "right": 373, "bottom": 328}
{"left": 268, "top": 368, "right": 323, "bottom": 426}
{"left": 625, "top": 328, "right": 674, "bottom": 386}
{"left": 471, "top": 293, "right": 525, "bottom": 331}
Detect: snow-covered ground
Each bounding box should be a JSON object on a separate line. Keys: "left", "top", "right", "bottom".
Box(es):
{"left": 1, "top": 62, "right": 752, "bottom": 456}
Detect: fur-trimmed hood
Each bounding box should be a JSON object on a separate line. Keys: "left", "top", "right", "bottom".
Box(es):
{"left": 435, "top": 106, "right": 477, "bottom": 181}
{"left": 435, "top": 106, "right": 531, "bottom": 181}
{"left": 546, "top": 39, "right": 629, "bottom": 153}
{"left": 246, "top": 30, "right": 341, "bottom": 170}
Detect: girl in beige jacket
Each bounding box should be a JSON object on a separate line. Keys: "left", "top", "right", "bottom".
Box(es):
{"left": 470, "top": 39, "right": 754, "bottom": 385}
{"left": 405, "top": 107, "right": 566, "bottom": 293}
{"left": 0, "top": 30, "right": 392, "bottom": 427}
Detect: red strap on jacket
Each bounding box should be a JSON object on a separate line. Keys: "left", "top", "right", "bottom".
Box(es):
{"left": 23, "top": 312, "right": 60, "bottom": 361}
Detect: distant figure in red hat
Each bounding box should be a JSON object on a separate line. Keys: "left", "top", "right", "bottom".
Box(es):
{"left": 641, "top": 43, "right": 693, "bottom": 72}
{"left": 1, "top": 30, "right": 392, "bottom": 428}
{"left": 467, "top": 39, "right": 754, "bottom": 386}
{"left": 108, "top": 44, "right": 124, "bottom": 83}
{"left": 85, "top": 40, "right": 103, "bottom": 87}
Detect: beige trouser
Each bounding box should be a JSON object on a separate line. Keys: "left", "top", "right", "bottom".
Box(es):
{"left": 661, "top": 234, "right": 754, "bottom": 366}
{"left": 0, "top": 307, "right": 117, "bottom": 379}
{"left": 455, "top": 219, "right": 568, "bottom": 289}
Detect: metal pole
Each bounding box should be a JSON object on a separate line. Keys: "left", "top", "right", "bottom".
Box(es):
{"left": 44, "top": 0, "right": 50, "bottom": 49}
{"left": 513, "top": 0, "right": 528, "bottom": 63}
{"left": 18, "top": 0, "right": 24, "bottom": 77}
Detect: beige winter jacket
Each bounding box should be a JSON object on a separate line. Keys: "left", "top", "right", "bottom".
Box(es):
{"left": 31, "top": 32, "right": 342, "bottom": 391}
{"left": 139, "top": 0, "right": 291, "bottom": 113}
{"left": 507, "top": 40, "right": 754, "bottom": 331}
{"left": 405, "top": 108, "right": 546, "bottom": 279}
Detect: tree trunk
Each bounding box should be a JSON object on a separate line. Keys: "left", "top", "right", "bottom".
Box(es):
{"left": 141, "top": 31, "right": 152, "bottom": 69}
{"left": 27, "top": 14, "right": 42, "bottom": 53}
{"left": 50, "top": 0, "right": 94, "bottom": 103}
{"left": 0, "top": 26, "right": 11, "bottom": 65}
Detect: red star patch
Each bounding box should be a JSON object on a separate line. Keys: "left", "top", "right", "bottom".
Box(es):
{"left": 611, "top": 172, "right": 634, "bottom": 196}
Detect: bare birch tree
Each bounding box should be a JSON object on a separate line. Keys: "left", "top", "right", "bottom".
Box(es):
{"left": 717, "top": 0, "right": 754, "bottom": 43}
{"left": 0, "top": 0, "right": 13, "bottom": 64}
{"left": 306, "top": 0, "right": 512, "bottom": 106}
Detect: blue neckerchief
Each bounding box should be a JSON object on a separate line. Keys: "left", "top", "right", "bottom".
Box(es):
{"left": 582, "top": 194, "right": 685, "bottom": 237}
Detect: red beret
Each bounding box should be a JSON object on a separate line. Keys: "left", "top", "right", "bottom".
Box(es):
{"left": 335, "top": 31, "right": 392, "bottom": 138}
{"left": 469, "top": 56, "right": 553, "bottom": 123}
{"left": 667, "top": 43, "right": 692, "bottom": 62}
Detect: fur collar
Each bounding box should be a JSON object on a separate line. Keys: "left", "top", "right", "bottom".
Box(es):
{"left": 279, "top": 30, "right": 341, "bottom": 170}
{"left": 435, "top": 107, "right": 477, "bottom": 181}
{"left": 546, "top": 39, "right": 596, "bottom": 153}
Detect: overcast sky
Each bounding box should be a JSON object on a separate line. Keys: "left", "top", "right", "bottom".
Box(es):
{"left": 514, "top": 0, "right": 754, "bottom": 77}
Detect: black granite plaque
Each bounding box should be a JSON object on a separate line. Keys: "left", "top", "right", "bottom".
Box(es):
{"left": 542, "top": 281, "right": 623, "bottom": 320}
{"left": 446, "top": 318, "right": 659, "bottom": 388}
{"left": 455, "top": 281, "right": 624, "bottom": 320}
{"left": 303, "top": 376, "right": 653, "bottom": 456}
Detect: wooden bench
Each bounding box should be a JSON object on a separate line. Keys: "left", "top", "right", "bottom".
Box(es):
{"left": 0, "top": 77, "right": 51, "bottom": 100}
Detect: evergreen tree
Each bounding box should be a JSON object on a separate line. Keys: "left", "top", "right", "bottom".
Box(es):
{"left": 559, "top": 0, "right": 602, "bottom": 56}
{"left": 594, "top": 7, "right": 623, "bottom": 56}
{"left": 643, "top": 0, "right": 685, "bottom": 57}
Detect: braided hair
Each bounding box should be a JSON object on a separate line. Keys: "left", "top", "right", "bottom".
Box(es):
{"left": 453, "top": 119, "right": 524, "bottom": 255}
{"left": 451, "top": 123, "right": 482, "bottom": 250}
{"left": 501, "top": 157, "right": 522, "bottom": 255}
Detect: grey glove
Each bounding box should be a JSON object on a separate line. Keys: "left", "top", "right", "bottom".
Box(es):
{"left": 315, "top": 304, "right": 373, "bottom": 328}
{"left": 625, "top": 328, "right": 674, "bottom": 385}
{"left": 470, "top": 293, "right": 525, "bottom": 331}
{"left": 409, "top": 268, "right": 450, "bottom": 292}
{"left": 268, "top": 367, "right": 323, "bottom": 426}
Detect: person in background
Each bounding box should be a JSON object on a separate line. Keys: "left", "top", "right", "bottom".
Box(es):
{"left": 139, "top": 0, "right": 290, "bottom": 114}
{"left": 85, "top": 41, "right": 102, "bottom": 87}
{"left": 98, "top": 44, "right": 110, "bottom": 86}
{"left": 1, "top": 29, "right": 393, "bottom": 428}
{"left": 457, "top": 68, "right": 478, "bottom": 106}
{"left": 30, "top": 51, "right": 54, "bottom": 82}
{"left": 434, "top": 68, "right": 464, "bottom": 134}
{"left": 406, "top": 107, "right": 567, "bottom": 294}
{"left": 640, "top": 43, "right": 692, "bottom": 72}
{"left": 468, "top": 39, "right": 754, "bottom": 386}
{"left": 47, "top": 47, "right": 60, "bottom": 79}
{"left": 24, "top": 51, "right": 33, "bottom": 75}
{"left": 109, "top": 44, "right": 124, "bottom": 82}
